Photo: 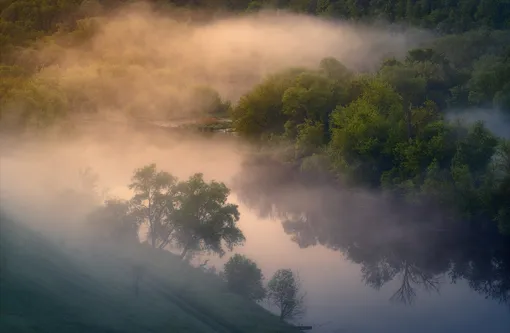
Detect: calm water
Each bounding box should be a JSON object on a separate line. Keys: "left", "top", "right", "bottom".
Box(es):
{"left": 202, "top": 200, "right": 510, "bottom": 333}
{"left": 201, "top": 155, "right": 510, "bottom": 333}
{"left": 2, "top": 134, "right": 508, "bottom": 333}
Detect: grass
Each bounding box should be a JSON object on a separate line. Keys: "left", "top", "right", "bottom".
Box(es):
{"left": 0, "top": 213, "right": 298, "bottom": 333}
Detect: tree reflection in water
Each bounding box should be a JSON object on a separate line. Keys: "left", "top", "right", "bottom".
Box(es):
{"left": 232, "top": 154, "right": 510, "bottom": 307}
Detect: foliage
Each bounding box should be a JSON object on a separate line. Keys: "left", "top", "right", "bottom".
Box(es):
{"left": 171, "top": 172, "right": 245, "bottom": 258}
{"left": 128, "top": 163, "right": 178, "bottom": 249}
{"left": 233, "top": 52, "right": 510, "bottom": 235}
{"left": 96, "top": 164, "right": 246, "bottom": 259}
{"left": 223, "top": 254, "right": 266, "bottom": 301}
{"left": 266, "top": 268, "right": 306, "bottom": 321}
{"left": 0, "top": 0, "right": 509, "bottom": 238}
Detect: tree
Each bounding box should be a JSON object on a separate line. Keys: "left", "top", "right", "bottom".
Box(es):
{"left": 128, "top": 164, "right": 177, "bottom": 249}
{"left": 190, "top": 86, "right": 231, "bottom": 117}
{"left": 223, "top": 254, "right": 266, "bottom": 301}
{"left": 232, "top": 68, "right": 306, "bottom": 138}
{"left": 267, "top": 269, "right": 306, "bottom": 321}
{"left": 127, "top": 165, "right": 245, "bottom": 258}
{"left": 87, "top": 199, "right": 138, "bottom": 244}
{"left": 329, "top": 78, "right": 405, "bottom": 186}
{"left": 172, "top": 173, "right": 245, "bottom": 259}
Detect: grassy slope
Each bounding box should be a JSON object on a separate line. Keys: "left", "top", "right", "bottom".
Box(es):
{"left": 0, "top": 214, "right": 296, "bottom": 333}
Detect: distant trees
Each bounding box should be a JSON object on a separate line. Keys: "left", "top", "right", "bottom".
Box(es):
{"left": 267, "top": 269, "right": 306, "bottom": 321}
{"left": 223, "top": 254, "right": 266, "bottom": 301}
{"left": 87, "top": 164, "right": 245, "bottom": 258}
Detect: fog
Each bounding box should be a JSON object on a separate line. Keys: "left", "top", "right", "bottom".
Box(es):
{"left": 446, "top": 108, "right": 510, "bottom": 139}
{"left": 0, "top": 2, "right": 432, "bottom": 233}
{"left": 2, "top": 5, "right": 510, "bottom": 332}
{"left": 7, "top": 2, "right": 430, "bottom": 124}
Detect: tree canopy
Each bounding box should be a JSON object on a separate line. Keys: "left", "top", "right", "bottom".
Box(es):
{"left": 232, "top": 52, "right": 510, "bottom": 236}
{"left": 223, "top": 254, "right": 266, "bottom": 301}
{"left": 88, "top": 164, "right": 245, "bottom": 259}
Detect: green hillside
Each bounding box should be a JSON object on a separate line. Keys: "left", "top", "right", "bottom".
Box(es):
{"left": 0, "top": 213, "right": 296, "bottom": 333}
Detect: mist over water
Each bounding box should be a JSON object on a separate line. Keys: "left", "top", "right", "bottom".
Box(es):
{"left": 1, "top": 3, "right": 509, "bottom": 333}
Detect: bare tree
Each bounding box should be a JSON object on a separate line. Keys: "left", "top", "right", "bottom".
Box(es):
{"left": 267, "top": 269, "right": 306, "bottom": 321}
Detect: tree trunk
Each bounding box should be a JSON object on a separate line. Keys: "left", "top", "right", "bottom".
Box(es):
{"left": 180, "top": 246, "right": 189, "bottom": 260}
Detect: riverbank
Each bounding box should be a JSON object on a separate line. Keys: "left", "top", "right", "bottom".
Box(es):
{"left": 0, "top": 213, "right": 298, "bottom": 333}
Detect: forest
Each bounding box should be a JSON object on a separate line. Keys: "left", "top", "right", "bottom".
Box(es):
{"left": 2, "top": 0, "right": 508, "bottom": 236}
{"left": 0, "top": 1, "right": 509, "bottom": 331}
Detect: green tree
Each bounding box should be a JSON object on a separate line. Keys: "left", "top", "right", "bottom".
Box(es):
{"left": 172, "top": 173, "right": 245, "bottom": 259}
{"left": 267, "top": 268, "right": 306, "bottom": 321}
{"left": 467, "top": 54, "right": 510, "bottom": 110}
{"left": 329, "top": 78, "right": 405, "bottom": 186}
{"left": 128, "top": 164, "right": 245, "bottom": 258}
{"left": 223, "top": 254, "right": 266, "bottom": 301}
{"left": 281, "top": 70, "right": 347, "bottom": 141}
{"left": 232, "top": 68, "right": 306, "bottom": 139}
{"left": 128, "top": 163, "right": 178, "bottom": 249}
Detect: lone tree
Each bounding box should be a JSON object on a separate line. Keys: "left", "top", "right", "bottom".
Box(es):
{"left": 267, "top": 269, "right": 306, "bottom": 321}
{"left": 223, "top": 254, "right": 266, "bottom": 301}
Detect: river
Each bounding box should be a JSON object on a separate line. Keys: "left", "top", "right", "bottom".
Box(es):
{"left": 195, "top": 151, "right": 510, "bottom": 333}
{"left": 1, "top": 128, "right": 508, "bottom": 333}
{"left": 201, "top": 198, "right": 510, "bottom": 333}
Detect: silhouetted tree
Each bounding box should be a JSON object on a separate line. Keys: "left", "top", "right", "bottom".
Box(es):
{"left": 128, "top": 163, "right": 178, "bottom": 248}
{"left": 129, "top": 164, "right": 245, "bottom": 259}
{"left": 267, "top": 269, "right": 306, "bottom": 321}
{"left": 171, "top": 173, "right": 245, "bottom": 259}
{"left": 223, "top": 254, "right": 266, "bottom": 301}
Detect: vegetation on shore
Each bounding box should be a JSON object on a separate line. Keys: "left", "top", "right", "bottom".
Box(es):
{"left": 0, "top": 212, "right": 299, "bottom": 333}
{"left": 0, "top": 1, "right": 509, "bottom": 330}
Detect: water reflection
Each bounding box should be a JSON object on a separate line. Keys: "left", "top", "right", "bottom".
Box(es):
{"left": 231, "top": 154, "right": 510, "bottom": 327}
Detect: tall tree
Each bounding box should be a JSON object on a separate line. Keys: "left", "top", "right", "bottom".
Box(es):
{"left": 128, "top": 163, "right": 177, "bottom": 248}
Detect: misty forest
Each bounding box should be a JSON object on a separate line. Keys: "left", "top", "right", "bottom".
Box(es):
{"left": 0, "top": 1, "right": 510, "bottom": 333}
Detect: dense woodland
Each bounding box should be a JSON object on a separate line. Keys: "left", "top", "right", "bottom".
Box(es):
{"left": 0, "top": 0, "right": 509, "bottom": 237}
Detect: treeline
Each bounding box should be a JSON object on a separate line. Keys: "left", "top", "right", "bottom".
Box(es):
{"left": 184, "top": 0, "right": 510, "bottom": 32}
{"left": 2, "top": 0, "right": 510, "bottom": 57}
{"left": 231, "top": 49, "right": 510, "bottom": 236}
{"left": 1, "top": 0, "right": 509, "bottom": 234}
